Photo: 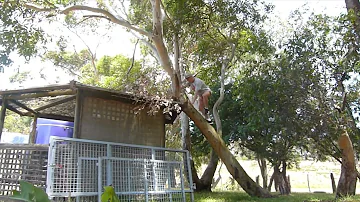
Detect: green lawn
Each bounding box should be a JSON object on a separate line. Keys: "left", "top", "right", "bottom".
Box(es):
{"left": 194, "top": 192, "right": 360, "bottom": 202}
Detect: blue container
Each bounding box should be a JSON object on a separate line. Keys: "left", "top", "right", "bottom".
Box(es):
{"left": 35, "top": 118, "right": 74, "bottom": 144}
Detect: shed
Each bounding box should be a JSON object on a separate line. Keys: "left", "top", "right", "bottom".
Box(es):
{"left": 0, "top": 81, "right": 178, "bottom": 147}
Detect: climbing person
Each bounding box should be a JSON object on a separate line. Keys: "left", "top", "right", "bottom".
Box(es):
{"left": 184, "top": 73, "right": 212, "bottom": 123}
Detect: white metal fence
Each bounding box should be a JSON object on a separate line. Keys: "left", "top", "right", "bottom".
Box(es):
{"left": 47, "top": 137, "right": 194, "bottom": 202}
{"left": 0, "top": 144, "right": 48, "bottom": 195}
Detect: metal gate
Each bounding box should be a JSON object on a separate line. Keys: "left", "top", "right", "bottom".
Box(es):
{"left": 46, "top": 137, "right": 194, "bottom": 202}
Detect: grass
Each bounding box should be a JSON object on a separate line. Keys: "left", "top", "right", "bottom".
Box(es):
{"left": 194, "top": 192, "right": 360, "bottom": 202}
{"left": 208, "top": 160, "right": 360, "bottom": 193}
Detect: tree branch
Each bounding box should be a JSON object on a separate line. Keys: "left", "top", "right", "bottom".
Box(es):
{"left": 149, "top": 0, "right": 176, "bottom": 96}
{"left": 62, "top": 5, "right": 152, "bottom": 37}
{"left": 82, "top": 15, "right": 111, "bottom": 22}
{"left": 24, "top": 3, "right": 153, "bottom": 38}
{"left": 63, "top": 25, "right": 98, "bottom": 81}
{"left": 213, "top": 43, "right": 236, "bottom": 134}
{"left": 130, "top": 31, "right": 161, "bottom": 63}
{"left": 23, "top": 3, "right": 53, "bottom": 12}
{"left": 127, "top": 39, "right": 139, "bottom": 78}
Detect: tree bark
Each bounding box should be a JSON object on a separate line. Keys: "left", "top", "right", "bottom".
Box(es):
{"left": 257, "top": 157, "right": 268, "bottom": 189}
{"left": 336, "top": 132, "right": 357, "bottom": 197}
{"left": 212, "top": 162, "right": 223, "bottom": 189}
{"left": 331, "top": 173, "right": 337, "bottom": 194}
{"left": 272, "top": 162, "right": 290, "bottom": 195}
{"left": 256, "top": 176, "right": 260, "bottom": 186}
{"left": 195, "top": 151, "right": 219, "bottom": 192}
{"left": 345, "top": 0, "right": 360, "bottom": 33}
{"left": 181, "top": 102, "right": 272, "bottom": 197}
{"left": 273, "top": 166, "right": 280, "bottom": 192}
{"left": 180, "top": 112, "right": 197, "bottom": 182}
{"left": 267, "top": 172, "right": 274, "bottom": 192}
{"left": 281, "top": 161, "right": 291, "bottom": 195}
{"left": 181, "top": 115, "right": 216, "bottom": 192}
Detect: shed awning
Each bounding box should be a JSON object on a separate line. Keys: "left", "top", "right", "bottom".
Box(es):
{"left": 0, "top": 81, "right": 178, "bottom": 123}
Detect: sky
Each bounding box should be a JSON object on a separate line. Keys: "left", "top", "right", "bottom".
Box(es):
{"left": 0, "top": 0, "right": 347, "bottom": 90}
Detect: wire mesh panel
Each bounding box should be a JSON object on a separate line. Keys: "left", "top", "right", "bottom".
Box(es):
{"left": 47, "top": 137, "right": 194, "bottom": 202}
{"left": 0, "top": 144, "right": 48, "bottom": 195}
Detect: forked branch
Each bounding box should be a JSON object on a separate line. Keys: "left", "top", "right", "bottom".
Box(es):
{"left": 24, "top": 3, "right": 153, "bottom": 38}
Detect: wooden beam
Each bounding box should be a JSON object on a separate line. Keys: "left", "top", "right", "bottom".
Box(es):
{"left": 38, "top": 113, "right": 74, "bottom": 122}
{"left": 29, "top": 115, "right": 38, "bottom": 144}
{"left": 0, "top": 84, "right": 71, "bottom": 95}
{"left": 73, "top": 90, "right": 82, "bottom": 138}
{"left": 0, "top": 98, "right": 7, "bottom": 141}
{"left": 6, "top": 105, "right": 25, "bottom": 116}
{"left": 34, "top": 95, "right": 76, "bottom": 112}
{"left": 8, "top": 99, "right": 37, "bottom": 115}
{"left": 7, "top": 89, "right": 76, "bottom": 100}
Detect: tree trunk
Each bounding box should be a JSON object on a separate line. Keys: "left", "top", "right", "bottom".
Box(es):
{"left": 336, "top": 132, "right": 357, "bottom": 197}
{"left": 180, "top": 112, "right": 199, "bottom": 186}
{"left": 257, "top": 157, "right": 268, "bottom": 189}
{"left": 331, "top": 173, "right": 337, "bottom": 194}
{"left": 196, "top": 151, "right": 219, "bottom": 192}
{"left": 273, "top": 166, "right": 280, "bottom": 192}
{"left": 267, "top": 172, "right": 274, "bottom": 192}
{"left": 180, "top": 111, "right": 218, "bottom": 192}
{"left": 345, "top": 0, "right": 360, "bottom": 33}
{"left": 256, "top": 176, "right": 260, "bottom": 186}
{"left": 281, "top": 161, "right": 291, "bottom": 195}
{"left": 181, "top": 102, "right": 272, "bottom": 197}
{"left": 272, "top": 162, "right": 291, "bottom": 195}
{"left": 212, "top": 162, "right": 223, "bottom": 189}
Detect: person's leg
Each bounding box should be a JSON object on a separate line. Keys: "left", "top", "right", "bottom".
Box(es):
{"left": 202, "top": 91, "right": 211, "bottom": 112}
{"left": 201, "top": 91, "right": 212, "bottom": 123}
{"left": 198, "top": 96, "right": 205, "bottom": 116}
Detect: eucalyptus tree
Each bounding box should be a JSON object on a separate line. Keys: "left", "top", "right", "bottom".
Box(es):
{"left": 0, "top": 0, "right": 274, "bottom": 197}
{"left": 163, "top": 0, "right": 274, "bottom": 192}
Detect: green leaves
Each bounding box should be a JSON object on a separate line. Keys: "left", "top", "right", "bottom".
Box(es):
{"left": 0, "top": 1, "right": 47, "bottom": 68}
{"left": 9, "top": 182, "right": 119, "bottom": 202}
{"left": 10, "top": 181, "right": 50, "bottom": 202}
{"left": 101, "top": 186, "right": 120, "bottom": 202}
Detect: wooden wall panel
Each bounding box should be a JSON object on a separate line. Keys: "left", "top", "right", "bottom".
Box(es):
{"left": 80, "top": 97, "right": 165, "bottom": 147}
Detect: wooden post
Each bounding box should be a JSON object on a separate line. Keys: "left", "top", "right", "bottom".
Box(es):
{"left": 0, "top": 98, "right": 7, "bottom": 141}
{"left": 29, "top": 115, "right": 38, "bottom": 144}
{"left": 331, "top": 173, "right": 336, "bottom": 194}
{"left": 73, "top": 90, "right": 82, "bottom": 138}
